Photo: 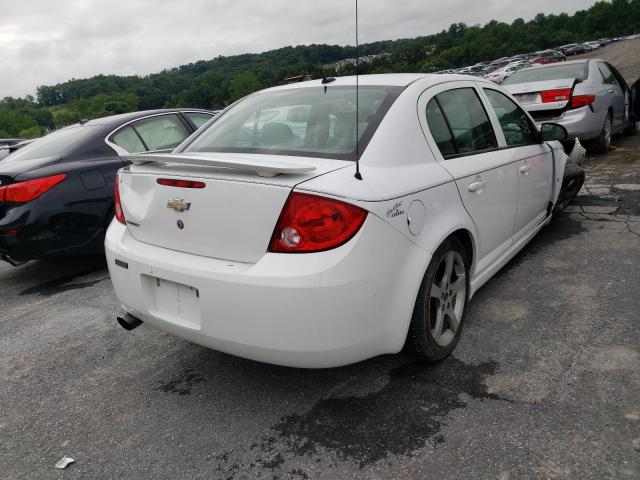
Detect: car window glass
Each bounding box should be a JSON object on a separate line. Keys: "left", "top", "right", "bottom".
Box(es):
{"left": 483, "top": 89, "right": 537, "bottom": 147}
{"left": 425, "top": 98, "right": 457, "bottom": 157}
{"left": 434, "top": 88, "right": 497, "bottom": 155}
{"left": 503, "top": 63, "right": 589, "bottom": 84}
{"left": 598, "top": 63, "right": 617, "bottom": 86}
{"left": 184, "top": 86, "right": 400, "bottom": 161}
{"left": 132, "top": 114, "right": 189, "bottom": 151}
{"left": 2, "top": 126, "right": 97, "bottom": 163}
{"left": 111, "top": 126, "right": 146, "bottom": 153}
{"left": 185, "top": 112, "right": 213, "bottom": 129}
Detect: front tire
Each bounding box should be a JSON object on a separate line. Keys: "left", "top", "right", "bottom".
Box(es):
{"left": 404, "top": 237, "right": 469, "bottom": 361}
{"left": 553, "top": 163, "right": 585, "bottom": 214}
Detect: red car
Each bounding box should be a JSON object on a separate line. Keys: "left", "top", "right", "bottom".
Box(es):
{"left": 531, "top": 50, "right": 565, "bottom": 64}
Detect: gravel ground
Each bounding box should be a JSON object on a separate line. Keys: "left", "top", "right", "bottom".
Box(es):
{"left": 1, "top": 40, "right": 640, "bottom": 480}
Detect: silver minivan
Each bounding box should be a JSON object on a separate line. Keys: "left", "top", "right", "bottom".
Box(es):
{"left": 502, "top": 59, "right": 637, "bottom": 153}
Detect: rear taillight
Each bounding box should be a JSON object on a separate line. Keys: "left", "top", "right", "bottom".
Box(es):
{"left": 0, "top": 174, "right": 66, "bottom": 203}
{"left": 570, "top": 94, "right": 596, "bottom": 108}
{"left": 540, "top": 89, "right": 572, "bottom": 103}
{"left": 114, "top": 174, "right": 125, "bottom": 224}
{"left": 157, "top": 178, "right": 206, "bottom": 189}
{"left": 268, "top": 192, "right": 368, "bottom": 253}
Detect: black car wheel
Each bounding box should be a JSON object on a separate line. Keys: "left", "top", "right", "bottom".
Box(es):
{"left": 405, "top": 237, "right": 469, "bottom": 362}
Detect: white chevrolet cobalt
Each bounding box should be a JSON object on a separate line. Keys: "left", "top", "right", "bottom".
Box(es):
{"left": 106, "top": 74, "right": 571, "bottom": 368}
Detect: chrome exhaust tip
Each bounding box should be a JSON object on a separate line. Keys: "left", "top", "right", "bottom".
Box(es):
{"left": 116, "top": 312, "right": 143, "bottom": 331}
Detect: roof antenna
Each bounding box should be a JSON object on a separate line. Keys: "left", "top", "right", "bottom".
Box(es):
{"left": 354, "top": 0, "right": 362, "bottom": 180}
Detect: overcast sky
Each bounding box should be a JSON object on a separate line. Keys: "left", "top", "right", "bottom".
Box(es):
{"left": 0, "top": 0, "right": 593, "bottom": 98}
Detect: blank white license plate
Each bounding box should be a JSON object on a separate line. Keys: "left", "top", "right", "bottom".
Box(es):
{"left": 514, "top": 93, "right": 538, "bottom": 104}
{"left": 143, "top": 275, "right": 201, "bottom": 328}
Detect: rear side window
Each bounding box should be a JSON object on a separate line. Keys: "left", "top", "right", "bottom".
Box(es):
{"left": 483, "top": 89, "right": 537, "bottom": 147}
{"left": 425, "top": 98, "right": 456, "bottom": 157}
{"left": 109, "top": 114, "right": 191, "bottom": 153}
{"left": 133, "top": 114, "right": 189, "bottom": 151}
{"left": 426, "top": 88, "right": 497, "bottom": 158}
{"left": 185, "top": 112, "right": 213, "bottom": 129}
{"left": 111, "top": 127, "right": 146, "bottom": 153}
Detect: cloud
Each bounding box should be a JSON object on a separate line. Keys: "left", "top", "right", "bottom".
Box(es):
{"left": 0, "top": 0, "right": 592, "bottom": 98}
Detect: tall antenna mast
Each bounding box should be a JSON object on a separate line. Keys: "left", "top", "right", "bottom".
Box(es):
{"left": 354, "top": 0, "right": 362, "bottom": 180}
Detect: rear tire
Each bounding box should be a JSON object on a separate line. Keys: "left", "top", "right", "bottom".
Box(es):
{"left": 404, "top": 237, "right": 469, "bottom": 362}
{"left": 586, "top": 114, "right": 612, "bottom": 154}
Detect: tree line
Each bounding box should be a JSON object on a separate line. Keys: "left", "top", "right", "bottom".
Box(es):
{"left": 1, "top": 0, "right": 638, "bottom": 138}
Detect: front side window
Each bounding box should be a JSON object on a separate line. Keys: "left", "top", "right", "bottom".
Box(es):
{"left": 182, "top": 86, "right": 401, "bottom": 160}
{"left": 426, "top": 88, "right": 497, "bottom": 157}
{"left": 484, "top": 89, "right": 537, "bottom": 147}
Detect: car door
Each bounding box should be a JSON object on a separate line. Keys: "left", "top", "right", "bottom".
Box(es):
{"left": 598, "top": 62, "right": 626, "bottom": 130}
{"left": 418, "top": 82, "right": 518, "bottom": 273}
{"left": 480, "top": 87, "right": 554, "bottom": 241}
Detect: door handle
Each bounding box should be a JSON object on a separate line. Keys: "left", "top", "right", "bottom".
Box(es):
{"left": 468, "top": 180, "right": 486, "bottom": 192}
{"left": 519, "top": 164, "right": 530, "bottom": 174}
{"left": 608, "top": 89, "right": 615, "bottom": 94}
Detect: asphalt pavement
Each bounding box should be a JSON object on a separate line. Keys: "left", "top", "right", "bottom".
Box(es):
{"left": 1, "top": 134, "right": 640, "bottom": 479}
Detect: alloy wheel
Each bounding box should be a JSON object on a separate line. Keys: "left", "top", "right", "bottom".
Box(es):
{"left": 428, "top": 250, "right": 466, "bottom": 347}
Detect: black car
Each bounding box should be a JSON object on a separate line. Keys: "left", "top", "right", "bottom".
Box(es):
{"left": 0, "top": 108, "right": 215, "bottom": 264}
{"left": 565, "top": 44, "right": 588, "bottom": 56}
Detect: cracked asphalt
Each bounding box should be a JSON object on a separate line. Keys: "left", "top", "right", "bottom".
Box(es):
{"left": 2, "top": 133, "right": 639, "bottom": 479}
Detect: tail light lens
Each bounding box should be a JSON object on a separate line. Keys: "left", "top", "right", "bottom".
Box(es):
{"left": 570, "top": 94, "right": 596, "bottom": 108}
{"left": 540, "top": 89, "right": 572, "bottom": 103}
{"left": 0, "top": 174, "right": 66, "bottom": 203}
{"left": 114, "top": 174, "right": 126, "bottom": 224}
{"left": 157, "top": 178, "right": 206, "bottom": 189}
{"left": 268, "top": 192, "right": 368, "bottom": 253}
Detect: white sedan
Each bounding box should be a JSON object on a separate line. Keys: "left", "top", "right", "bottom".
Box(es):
{"left": 106, "top": 74, "right": 569, "bottom": 368}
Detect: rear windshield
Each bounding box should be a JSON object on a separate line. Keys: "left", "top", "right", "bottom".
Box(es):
{"left": 3, "top": 125, "right": 97, "bottom": 163}
{"left": 503, "top": 63, "right": 589, "bottom": 85}
{"left": 182, "top": 86, "right": 402, "bottom": 160}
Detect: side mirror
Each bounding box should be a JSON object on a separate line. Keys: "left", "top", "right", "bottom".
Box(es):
{"left": 540, "top": 123, "right": 568, "bottom": 142}
{"left": 631, "top": 79, "right": 640, "bottom": 120}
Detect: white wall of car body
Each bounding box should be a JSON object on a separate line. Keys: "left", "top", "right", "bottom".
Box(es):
{"left": 298, "top": 76, "right": 567, "bottom": 297}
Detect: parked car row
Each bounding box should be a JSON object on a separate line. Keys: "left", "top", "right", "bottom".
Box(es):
{"left": 434, "top": 33, "right": 639, "bottom": 81}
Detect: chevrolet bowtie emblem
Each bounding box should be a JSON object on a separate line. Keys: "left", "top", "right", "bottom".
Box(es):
{"left": 167, "top": 198, "right": 191, "bottom": 212}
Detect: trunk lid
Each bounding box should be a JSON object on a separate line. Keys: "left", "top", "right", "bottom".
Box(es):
{"left": 504, "top": 78, "right": 576, "bottom": 111}
{"left": 118, "top": 152, "right": 351, "bottom": 263}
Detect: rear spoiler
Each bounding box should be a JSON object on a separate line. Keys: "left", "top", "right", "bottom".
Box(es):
{"left": 125, "top": 153, "right": 317, "bottom": 178}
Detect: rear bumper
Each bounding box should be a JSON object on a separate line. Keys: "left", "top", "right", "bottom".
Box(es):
{"left": 0, "top": 199, "right": 105, "bottom": 262}
{"left": 533, "top": 106, "right": 606, "bottom": 141}
{"left": 105, "top": 216, "right": 429, "bottom": 368}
